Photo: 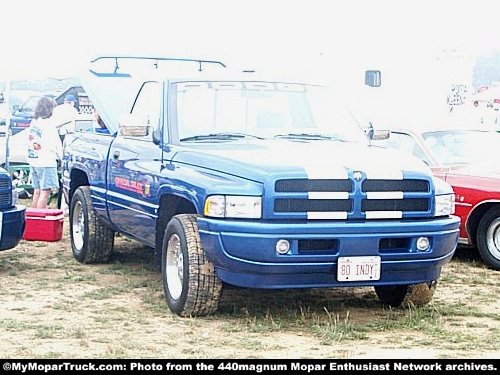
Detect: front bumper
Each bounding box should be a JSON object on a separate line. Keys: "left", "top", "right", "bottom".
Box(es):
{"left": 0, "top": 205, "right": 26, "bottom": 251}
{"left": 197, "top": 215, "right": 460, "bottom": 288}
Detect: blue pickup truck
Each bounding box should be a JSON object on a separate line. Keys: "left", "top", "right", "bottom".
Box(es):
{"left": 0, "top": 167, "right": 25, "bottom": 251}
{"left": 62, "top": 57, "right": 460, "bottom": 316}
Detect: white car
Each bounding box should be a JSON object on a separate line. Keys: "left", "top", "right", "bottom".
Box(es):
{"left": 0, "top": 127, "right": 29, "bottom": 166}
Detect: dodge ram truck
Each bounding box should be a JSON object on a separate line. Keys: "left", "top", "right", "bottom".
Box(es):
{"left": 62, "top": 57, "right": 460, "bottom": 316}
{"left": 0, "top": 167, "right": 25, "bottom": 251}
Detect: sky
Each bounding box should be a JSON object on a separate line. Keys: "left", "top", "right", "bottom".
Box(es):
{"left": 1, "top": 0, "right": 499, "bottom": 81}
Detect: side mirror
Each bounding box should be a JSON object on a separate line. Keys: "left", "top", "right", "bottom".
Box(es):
{"left": 365, "top": 70, "right": 381, "bottom": 87}
{"left": 152, "top": 129, "right": 161, "bottom": 145}
{"left": 118, "top": 113, "right": 149, "bottom": 137}
{"left": 364, "top": 122, "right": 375, "bottom": 139}
{"left": 12, "top": 105, "right": 20, "bottom": 113}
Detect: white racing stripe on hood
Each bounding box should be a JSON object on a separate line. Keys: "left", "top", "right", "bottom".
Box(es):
{"left": 365, "top": 168, "right": 403, "bottom": 180}
{"left": 302, "top": 165, "right": 349, "bottom": 180}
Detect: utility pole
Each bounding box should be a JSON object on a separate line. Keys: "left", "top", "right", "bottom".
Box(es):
{"left": 4, "top": 78, "right": 11, "bottom": 172}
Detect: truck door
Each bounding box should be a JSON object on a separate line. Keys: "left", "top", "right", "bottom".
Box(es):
{"left": 107, "top": 81, "right": 163, "bottom": 246}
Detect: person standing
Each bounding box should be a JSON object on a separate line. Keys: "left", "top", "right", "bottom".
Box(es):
{"left": 52, "top": 94, "right": 79, "bottom": 141}
{"left": 27, "top": 97, "right": 62, "bottom": 209}
{"left": 92, "top": 107, "right": 110, "bottom": 134}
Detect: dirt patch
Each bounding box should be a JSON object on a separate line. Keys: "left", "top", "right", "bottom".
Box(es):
{"left": 1, "top": 218, "right": 500, "bottom": 359}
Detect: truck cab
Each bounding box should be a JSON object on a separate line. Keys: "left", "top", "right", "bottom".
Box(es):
{"left": 62, "top": 57, "right": 460, "bottom": 316}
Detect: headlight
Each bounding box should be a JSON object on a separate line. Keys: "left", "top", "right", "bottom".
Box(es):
{"left": 204, "top": 195, "right": 262, "bottom": 219}
{"left": 434, "top": 194, "right": 455, "bottom": 216}
{"left": 11, "top": 187, "right": 19, "bottom": 206}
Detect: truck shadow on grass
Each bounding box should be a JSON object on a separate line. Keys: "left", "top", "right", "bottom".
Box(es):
{"left": 109, "top": 241, "right": 381, "bottom": 318}
{"left": 452, "top": 244, "right": 485, "bottom": 265}
{"left": 104, "top": 236, "right": 383, "bottom": 321}
{"left": 218, "top": 285, "right": 381, "bottom": 316}
{"left": 107, "top": 237, "right": 487, "bottom": 322}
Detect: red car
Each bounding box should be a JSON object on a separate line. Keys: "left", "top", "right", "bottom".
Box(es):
{"left": 373, "top": 128, "right": 500, "bottom": 269}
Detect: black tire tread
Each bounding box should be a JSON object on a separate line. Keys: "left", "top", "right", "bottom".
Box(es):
{"left": 71, "top": 186, "right": 114, "bottom": 263}
{"left": 476, "top": 206, "right": 500, "bottom": 270}
{"left": 164, "top": 214, "right": 222, "bottom": 316}
{"left": 375, "top": 281, "right": 436, "bottom": 308}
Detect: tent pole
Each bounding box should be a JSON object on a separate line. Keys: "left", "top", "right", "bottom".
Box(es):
{"left": 4, "top": 78, "right": 11, "bottom": 172}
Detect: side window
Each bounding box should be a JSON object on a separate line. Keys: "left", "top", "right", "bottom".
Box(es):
{"left": 131, "top": 81, "right": 162, "bottom": 132}
{"left": 376, "top": 132, "right": 431, "bottom": 165}
{"left": 392, "top": 133, "right": 431, "bottom": 165}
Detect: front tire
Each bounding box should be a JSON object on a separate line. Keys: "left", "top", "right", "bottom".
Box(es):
{"left": 477, "top": 207, "right": 500, "bottom": 270}
{"left": 375, "top": 281, "right": 437, "bottom": 307}
{"left": 161, "top": 214, "right": 222, "bottom": 316}
{"left": 69, "top": 186, "right": 114, "bottom": 263}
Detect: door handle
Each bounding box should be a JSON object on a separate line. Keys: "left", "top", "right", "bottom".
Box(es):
{"left": 112, "top": 150, "right": 120, "bottom": 160}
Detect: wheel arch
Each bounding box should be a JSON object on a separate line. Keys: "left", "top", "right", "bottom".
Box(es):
{"left": 154, "top": 193, "right": 198, "bottom": 268}
{"left": 69, "top": 168, "right": 90, "bottom": 203}
{"left": 466, "top": 200, "right": 500, "bottom": 246}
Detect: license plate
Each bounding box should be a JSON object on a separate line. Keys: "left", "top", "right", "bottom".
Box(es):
{"left": 337, "top": 256, "right": 381, "bottom": 282}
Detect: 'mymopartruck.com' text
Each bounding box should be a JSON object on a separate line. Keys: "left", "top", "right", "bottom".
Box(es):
{"left": 2, "top": 361, "right": 498, "bottom": 373}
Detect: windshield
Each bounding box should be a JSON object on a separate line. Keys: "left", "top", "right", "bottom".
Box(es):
{"left": 174, "top": 81, "right": 367, "bottom": 143}
{"left": 18, "top": 95, "right": 42, "bottom": 113}
{"left": 422, "top": 130, "right": 500, "bottom": 165}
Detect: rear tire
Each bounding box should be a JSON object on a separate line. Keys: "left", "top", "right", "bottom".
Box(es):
{"left": 477, "top": 206, "right": 500, "bottom": 270}
{"left": 375, "top": 281, "right": 437, "bottom": 307}
{"left": 161, "top": 214, "right": 222, "bottom": 316}
{"left": 70, "top": 186, "right": 114, "bottom": 263}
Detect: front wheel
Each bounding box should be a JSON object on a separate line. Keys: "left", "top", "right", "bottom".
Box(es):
{"left": 69, "top": 186, "right": 114, "bottom": 263}
{"left": 477, "top": 207, "right": 500, "bottom": 270}
{"left": 375, "top": 281, "right": 437, "bottom": 307}
{"left": 161, "top": 214, "right": 223, "bottom": 316}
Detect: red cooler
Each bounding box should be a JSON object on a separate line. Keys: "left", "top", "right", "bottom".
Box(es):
{"left": 22, "top": 208, "right": 64, "bottom": 242}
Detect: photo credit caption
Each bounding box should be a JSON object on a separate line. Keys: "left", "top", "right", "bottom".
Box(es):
{"left": 1, "top": 360, "right": 498, "bottom": 373}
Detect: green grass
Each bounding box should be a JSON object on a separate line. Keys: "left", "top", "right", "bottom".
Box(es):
{"left": 2, "top": 238, "right": 500, "bottom": 358}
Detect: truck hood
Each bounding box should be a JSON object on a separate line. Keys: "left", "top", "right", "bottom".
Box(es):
{"left": 172, "top": 140, "right": 432, "bottom": 181}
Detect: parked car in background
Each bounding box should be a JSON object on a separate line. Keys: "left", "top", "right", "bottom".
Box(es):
{"left": 0, "top": 128, "right": 29, "bottom": 166}
{"left": 1, "top": 91, "right": 43, "bottom": 135}
{"left": 0, "top": 93, "right": 7, "bottom": 135}
{"left": 9, "top": 94, "right": 42, "bottom": 135}
{"left": 373, "top": 127, "right": 500, "bottom": 269}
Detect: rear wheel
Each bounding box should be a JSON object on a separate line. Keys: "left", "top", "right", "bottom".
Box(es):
{"left": 70, "top": 186, "right": 114, "bottom": 263}
{"left": 477, "top": 207, "right": 500, "bottom": 270}
{"left": 161, "top": 214, "right": 222, "bottom": 316}
{"left": 375, "top": 281, "right": 437, "bottom": 307}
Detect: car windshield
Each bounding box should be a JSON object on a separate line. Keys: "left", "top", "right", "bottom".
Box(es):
{"left": 19, "top": 95, "right": 42, "bottom": 113}
{"left": 174, "top": 81, "right": 367, "bottom": 143}
{"left": 422, "top": 130, "right": 500, "bottom": 165}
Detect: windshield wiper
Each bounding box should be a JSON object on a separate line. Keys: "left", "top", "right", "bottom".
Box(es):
{"left": 180, "top": 132, "right": 264, "bottom": 142}
{"left": 274, "top": 133, "right": 346, "bottom": 141}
